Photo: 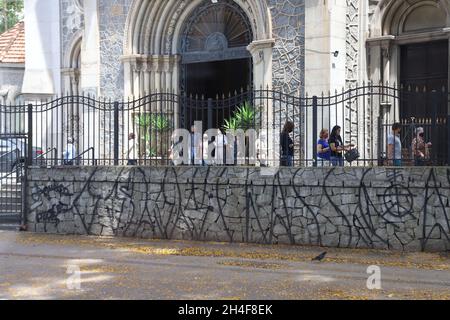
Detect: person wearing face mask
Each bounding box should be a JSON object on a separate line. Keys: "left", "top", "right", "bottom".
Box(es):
{"left": 317, "top": 128, "right": 331, "bottom": 167}
{"left": 412, "top": 127, "right": 432, "bottom": 166}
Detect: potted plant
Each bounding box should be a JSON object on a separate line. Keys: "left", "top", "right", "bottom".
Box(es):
{"left": 223, "top": 101, "right": 259, "bottom": 165}
{"left": 135, "top": 114, "right": 171, "bottom": 165}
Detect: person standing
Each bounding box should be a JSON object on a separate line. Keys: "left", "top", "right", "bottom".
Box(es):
{"left": 317, "top": 129, "right": 331, "bottom": 167}
{"left": 329, "top": 126, "right": 345, "bottom": 167}
{"left": 387, "top": 123, "right": 402, "bottom": 166}
{"left": 126, "top": 133, "right": 137, "bottom": 165}
{"left": 411, "top": 127, "right": 432, "bottom": 166}
{"left": 280, "top": 121, "right": 294, "bottom": 167}
{"left": 63, "top": 137, "right": 76, "bottom": 165}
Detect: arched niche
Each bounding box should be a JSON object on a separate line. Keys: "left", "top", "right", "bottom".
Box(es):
{"left": 62, "top": 32, "right": 82, "bottom": 95}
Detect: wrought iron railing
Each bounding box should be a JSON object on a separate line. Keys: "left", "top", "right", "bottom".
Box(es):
{"left": 0, "top": 84, "right": 448, "bottom": 167}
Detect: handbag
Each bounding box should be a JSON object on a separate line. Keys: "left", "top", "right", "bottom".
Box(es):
{"left": 344, "top": 148, "right": 360, "bottom": 163}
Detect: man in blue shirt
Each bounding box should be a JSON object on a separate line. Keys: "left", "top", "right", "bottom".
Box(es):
{"left": 388, "top": 123, "right": 402, "bottom": 166}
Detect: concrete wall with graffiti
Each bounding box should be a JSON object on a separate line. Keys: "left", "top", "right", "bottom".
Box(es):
{"left": 27, "top": 167, "right": 450, "bottom": 252}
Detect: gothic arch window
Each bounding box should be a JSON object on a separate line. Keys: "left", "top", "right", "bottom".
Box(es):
{"left": 180, "top": 0, "right": 253, "bottom": 64}
{"left": 179, "top": 0, "right": 254, "bottom": 95}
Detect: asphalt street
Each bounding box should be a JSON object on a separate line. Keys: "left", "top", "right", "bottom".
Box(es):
{"left": 0, "top": 231, "right": 448, "bottom": 300}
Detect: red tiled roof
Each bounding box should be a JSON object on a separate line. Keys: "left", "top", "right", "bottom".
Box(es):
{"left": 0, "top": 21, "right": 25, "bottom": 64}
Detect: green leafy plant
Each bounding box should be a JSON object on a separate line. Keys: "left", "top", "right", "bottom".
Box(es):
{"left": 0, "top": 0, "right": 23, "bottom": 33}
{"left": 135, "top": 113, "right": 171, "bottom": 161}
{"left": 223, "top": 101, "right": 257, "bottom": 131}
{"left": 148, "top": 148, "right": 157, "bottom": 157}
{"left": 223, "top": 117, "right": 239, "bottom": 131}
{"left": 136, "top": 114, "right": 170, "bottom": 131}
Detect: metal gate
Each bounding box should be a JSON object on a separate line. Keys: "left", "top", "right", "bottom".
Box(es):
{"left": 0, "top": 104, "right": 32, "bottom": 229}
{"left": 378, "top": 85, "right": 449, "bottom": 166}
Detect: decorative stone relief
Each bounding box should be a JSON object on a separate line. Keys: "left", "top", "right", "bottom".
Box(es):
{"left": 98, "top": 0, "right": 133, "bottom": 99}
{"left": 165, "top": 0, "right": 188, "bottom": 54}
{"left": 346, "top": 0, "right": 359, "bottom": 89}
{"left": 61, "top": 0, "right": 84, "bottom": 65}
{"left": 269, "top": 0, "right": 305, "bottom": 95}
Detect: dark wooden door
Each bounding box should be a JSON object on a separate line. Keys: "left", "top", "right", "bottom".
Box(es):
{"left": 401, "top": 40, "right": 448, "bottom": 118}
{"left": 400, "top": 40, "right": 449, "bottom": 164}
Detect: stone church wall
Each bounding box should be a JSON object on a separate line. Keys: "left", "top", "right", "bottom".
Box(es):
{"left": 27, "top": 166, "right": 450, "bottom": 252}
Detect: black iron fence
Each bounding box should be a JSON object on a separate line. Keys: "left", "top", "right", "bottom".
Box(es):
{"left": 0, "top": 84, "right": 449, "bottom": 169}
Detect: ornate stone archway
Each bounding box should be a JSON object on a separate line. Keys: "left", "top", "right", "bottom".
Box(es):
{"left": 121, "top": 0, "right": 274, "bottom": 98}
{"left": 366, "top": 0, "right": 450, "bottom": 164}
{"left": 367, "top": 0, "right": 450, "bottom": 85}
{"left": 179, "top": 0, "right": 253, "bottom": 96}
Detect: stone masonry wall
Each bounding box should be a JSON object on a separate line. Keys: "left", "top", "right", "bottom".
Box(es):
{"left": 27, "top": 166, "right": 450, "bottom": 252}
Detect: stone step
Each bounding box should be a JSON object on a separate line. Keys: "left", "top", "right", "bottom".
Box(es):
{"left": 0, "top": 203, "right": 22, "bottom": 211}
{"left": 0, "top": 213, "right": 21, "bottom": 224}
{"left": 0, "top": 197, "right": 22, "bottom": 208}
{"left": 0, "top": 185, "right": 22, "bottom": 192}
{"left": 0, "top": 177, "right": 21, "bottom": 184}
{"left": 0, "top": 191, "right": 22, "bottom": 198}
{"left": 0, "top": 224, "right": 20, "bottom": 231}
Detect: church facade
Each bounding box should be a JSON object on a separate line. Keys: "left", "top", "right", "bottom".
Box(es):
{"left": 15, "top": 0, "right": 450, "bottom": 165}
{"left": 21, "top": 0, "right": 450, "bottom": 99}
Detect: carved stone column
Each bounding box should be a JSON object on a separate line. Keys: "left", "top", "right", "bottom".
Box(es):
{"left": 142, "top": 57, "right": 151, "bottom": 95}
{"left": 162, "top": 55, "right": 174, "bottom": 93}
{"left": 121, "top": 55, "right": 140, "bottom": 98}
{"left": 132, "top": 58, "right": 142, "bottom": 98}
{"left": 152, "top": 55, "right": 162, "bottom": 94}
{"left": 247, "top": 39, "right": 275, "bottom": 90}
{"left": 247, "top": 39, "right": 275, "bottom": 165}
{"left": 61, "top": 68, "right": 80, "bottom": 95}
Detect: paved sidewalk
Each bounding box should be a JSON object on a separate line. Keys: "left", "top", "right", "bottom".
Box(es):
{"left": 0, "top": 231, "right": 449, "bottom": 300}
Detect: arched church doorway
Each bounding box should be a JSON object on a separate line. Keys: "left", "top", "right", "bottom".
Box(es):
{"left": 179, "top": 0, "right": 253, "bottom": 130}
{"left": 368, "top": 0, "right": 450, "bottom": 164}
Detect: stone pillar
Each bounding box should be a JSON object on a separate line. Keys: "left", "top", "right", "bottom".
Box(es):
{"left": 163, "top": 55, "right": 173, "bottom": 93}
{"left": 143, "top": 58, "right": 150, "bottom": 95}
{"left": 80, "top": 0, "right": 100, "bottom": 96}
{"left": 247, "top": 39, "right": 275, "bottom": 90}
{"left": 22, "top": 0, "right": 61, "bottom": 98}
{"left": 305, "top": 0, "right": 347, "bottom": 94}
{"left": 172, "top": 55, "right": 181, "bottom": 128}
{"left": 132, "top": 60, "right": 141, "bottom": 99}
{"left": 153, "top": 55, "right": 162, "bottom": 94}
{"left": 61, "top": 69, "right": 74, "bottom": 95}
{"left": 121, "top": 55, "right": 140, "bottom": 99}
{"left": 247, "top": 39, "right": 276, "bottom": 166}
